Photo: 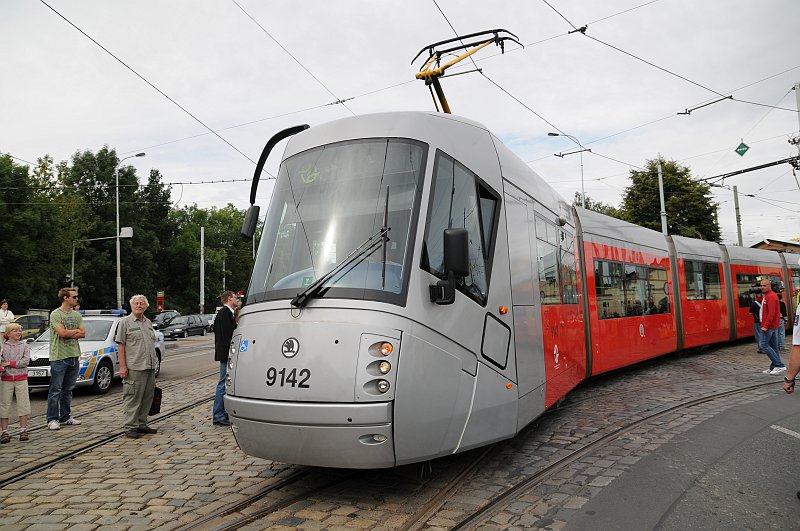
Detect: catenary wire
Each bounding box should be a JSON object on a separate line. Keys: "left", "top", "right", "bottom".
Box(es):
{"left": 38, "top": 0, "right": 261, "bottom": 169}
{"left": 229, "top": 0, "right": 356, "bottom": 117}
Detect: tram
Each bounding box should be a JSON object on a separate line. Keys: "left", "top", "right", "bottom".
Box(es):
{"left": 224, "top": 110, "right": 798, "bottom": 468}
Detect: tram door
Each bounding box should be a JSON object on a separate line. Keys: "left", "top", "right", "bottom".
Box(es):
{"left": 504, "top": 190, "right": 546, "bottom": 428}
{"left": 533, "top": 211, "right": 584, "bottom": 407}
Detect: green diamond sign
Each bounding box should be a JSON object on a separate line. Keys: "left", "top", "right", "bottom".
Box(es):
{"left": 735, "top": 142, "right": 749, "bottom": 157}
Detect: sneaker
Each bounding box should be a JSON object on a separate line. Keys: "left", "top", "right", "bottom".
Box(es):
{"left": 47, "top": 420, "right": 61, "bottom": 430}
{"left": 769, "top": 367, "right": 787, "bottom": 375}
{"left": 19, "top": 431, "right": 29, "bottom": 442}
{"left": 762, "top": 368, "right": 774, "bottom": 374}
{"left": 0, "top": 432, "right": 9, "bottom": 444}
{"left": 62, "top": 417, "right": 81, "bottom": 426}
{"left": 137, "top": 426, "right": 158, "bottom": 435}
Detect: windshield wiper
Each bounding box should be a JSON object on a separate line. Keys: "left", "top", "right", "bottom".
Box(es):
{"left": 290, "top": 225, "right": 390, "bottom": 308}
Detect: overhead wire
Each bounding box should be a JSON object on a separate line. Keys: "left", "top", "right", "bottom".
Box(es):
{"left": 229, "top": 0, "right": 356, "bottom": 117}
{"left": 38, "top": 0, "right": 260, "bottom": 168}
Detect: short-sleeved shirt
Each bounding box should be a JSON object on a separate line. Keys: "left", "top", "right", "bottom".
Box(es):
{"left": 49, "top": 308, "right": 84, "bottom": 361}
{"left": 793, "top": 303, "right": 800, "bottom": 346}
{"left": 115, "top": 314, "right": 157, "bottom": 370}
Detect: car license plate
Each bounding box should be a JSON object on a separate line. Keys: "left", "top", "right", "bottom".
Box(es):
{"left": 29, "top": 369, "right": 48, "bottom": 377}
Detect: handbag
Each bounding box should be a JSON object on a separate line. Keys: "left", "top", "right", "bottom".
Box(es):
{"left": 149, "top": 386, "right": 162, "bottom": 416}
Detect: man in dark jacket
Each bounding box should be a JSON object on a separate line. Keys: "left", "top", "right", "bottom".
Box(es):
{"left": 212, "top": 291, "right": 238, "bottom": 426}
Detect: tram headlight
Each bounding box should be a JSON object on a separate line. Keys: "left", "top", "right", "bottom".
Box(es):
{"left": 376, "top": 379, "right": 390, "bottom": 393}
{"left": 378, "top": 342, "right": 393, "bottom": 356}
{"left": 378, "top": 361, "right": 391, "bottom": 374}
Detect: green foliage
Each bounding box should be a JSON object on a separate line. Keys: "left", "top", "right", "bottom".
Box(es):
{"left": 0, "top": 149, "right": 254, "bottom": 316}
{"left": 621, "top": 157, "right": 720, "bottom": 241}
{"left": 161, "top": 204, "right": 254, "bottom": 314}
{"left": 572, "top": 192, "right": 623, "bottom": 218}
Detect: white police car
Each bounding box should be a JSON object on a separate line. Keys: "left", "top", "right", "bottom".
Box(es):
{"left": 27, "top": 310, "right": 165, "bottom": 394}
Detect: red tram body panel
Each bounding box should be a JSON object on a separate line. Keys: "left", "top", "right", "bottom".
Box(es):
{"left": 541, "top": 301, "right": 585, "bottom": 407}
{"left": 583, "top": 241, "right": 676, "bottom": 376}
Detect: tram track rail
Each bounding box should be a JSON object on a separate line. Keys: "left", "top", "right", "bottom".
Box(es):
{"left": 0, "top": 389, "right": 215, "bottom": 490}
{"left": 177, "top": 468, "right": 357, "bottom": 531}
{"left": 5, "top": 367, "right": 218, "bottom": 438}
{"left": 442, "top": 380, "right": 783, "bottom": 530}
{"left": 384, "top": 379, "right": 780, "bottom": 531}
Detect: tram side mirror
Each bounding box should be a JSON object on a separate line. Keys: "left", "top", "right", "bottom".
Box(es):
{"left": 241, "top": 204, "right": 261, "bottom": 240}
{"left": 430, "top": 228, "right": 469, "bottom": 305}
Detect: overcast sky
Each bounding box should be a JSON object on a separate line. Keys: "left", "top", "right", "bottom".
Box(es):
{"left": 2, "top": 0, "right": 799, "bottom": 246}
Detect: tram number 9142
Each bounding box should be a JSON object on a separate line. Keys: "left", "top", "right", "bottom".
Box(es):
{"left": 265, "top": 367, "right": 311, "bottom": 388}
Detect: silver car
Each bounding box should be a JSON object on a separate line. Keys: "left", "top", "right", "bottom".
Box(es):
{"left": 27, "top": 310, "right": 165, "bottom": 394}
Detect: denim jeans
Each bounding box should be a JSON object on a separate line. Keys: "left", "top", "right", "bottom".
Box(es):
{"left": 778, "top": 318, "right": 786, "bottom": 349}
{"left": 212, "top": 361, "right": 229, "bottom": 422}
{"left": 759, "top": 328, "right": 784, "bottom": 369}
{"left": 753, "top": 323, "right": 762, "bottom": 347}
{"left": 47, "top": 357, "right": 80, "bottom": 422}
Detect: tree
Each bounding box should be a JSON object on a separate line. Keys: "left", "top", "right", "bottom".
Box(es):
{"left": 572, "top": 192, "right": 623, "bottom": 218}
{"left": 0, "top": 154, "right": 90, "bottom": 310}
{"left": 162, "top": 204, "right": 254, "bottom": 314}
{"left": 59, "top": 147, "right": 174, "bottom": 310}
{"left": 621, "top": 157, "right": 720, "bottom": 241}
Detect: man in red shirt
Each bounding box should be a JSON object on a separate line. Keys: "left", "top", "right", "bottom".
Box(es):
{"left": 759, "top": 279, "right": 786, "bottom": 375}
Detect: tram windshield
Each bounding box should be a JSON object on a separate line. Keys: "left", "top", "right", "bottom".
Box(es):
{"left": 248, "top": 138, "right": 426, "bottom": 306}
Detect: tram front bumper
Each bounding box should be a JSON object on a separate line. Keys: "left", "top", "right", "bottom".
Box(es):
{"left": 225, "top": 395, "right": 395, "bottom": 469}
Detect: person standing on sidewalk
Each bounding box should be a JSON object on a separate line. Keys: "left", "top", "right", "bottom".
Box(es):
{"left": 46, "top": 287, "right": 85, "bottom": 430}
{"left": 758, "top": 279, "right": 786, "bottom": 375}
{"left": 212, "top": 291, "right": 237, "bottom": 426}
{"left": 115, "top": 294, "right": 158, "bottom": 439}
{"left": 0, "top": 323, "right": 31, "bottom": 443}
{"left": 0, "top": 300, "right": 14, "bottom": 346}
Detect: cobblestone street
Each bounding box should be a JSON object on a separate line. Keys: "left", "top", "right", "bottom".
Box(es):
{"left": 0, "top": 339, "right": 795, "bottom": 530}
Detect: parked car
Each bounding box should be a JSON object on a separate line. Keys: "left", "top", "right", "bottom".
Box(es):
{"left": 202, "top": 313, "right": 215, "bottom": 332}
{"left": 13, "top": 314, "right": 49, "bottom": 340}
{"left": 161, "top": 314, "right": 207, "bottom": 339}
{"left": 27, "top": 310, "right": 165, "bottom": 394}
{"left": 152, "top": 310, "right": 180, "bottom": 330}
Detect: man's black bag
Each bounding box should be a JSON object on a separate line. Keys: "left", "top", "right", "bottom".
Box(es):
{"left": 149, "top": 386, "right": 162, "bottom": 416}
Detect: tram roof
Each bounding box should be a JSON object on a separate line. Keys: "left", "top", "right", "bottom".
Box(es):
{"left": 575, "top": 207, "right": 670, "bottom": 254}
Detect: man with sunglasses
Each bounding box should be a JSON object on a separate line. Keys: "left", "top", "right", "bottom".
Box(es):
{"left": 46, "top": 287, "right": 85, "bottom": 430}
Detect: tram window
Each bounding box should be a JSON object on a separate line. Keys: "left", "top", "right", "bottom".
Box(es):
{"left": 560, "top": 248, "right": 578, "bottom": 304}
{"left": 792, "top": 269, "right": 800, "bottom": 294}
{"left": 685, "top": 260, "right": 702, "bottom": 300}
{"left": 736, "top": 273, "right": 759, "bottom": 308}
{"left": 685, "top": 260, "right": 722, "bottom": 300}
{"left": 421, "top": 152, "right": 499, "bottom": 306}
{"left": 559, "top": 228, "right": 578, "bottom": 305}
{"left": 703, "top": 263, "right": 722, "bottom": 300}
{"left": 537, "top": 239, "right": 559, "bottom": 304}
{"left": 646, "top": 267, "right": 670, "bottom": 314}
{"left": 624, "top": 264, "right": 647, "bottom": 316}
{"left": 596, "top": 260, "right": 666, "bottom": 318}
{"left": 595, "top": 260, "right": 625, "bottom": 318}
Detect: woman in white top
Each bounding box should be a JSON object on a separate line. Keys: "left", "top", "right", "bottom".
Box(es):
{"left": 0, "top": 301, "right": 13, "bottom": 345}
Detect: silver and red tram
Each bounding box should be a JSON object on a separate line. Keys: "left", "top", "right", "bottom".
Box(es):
{"left": 226, "top": 111, "right": 797, "bottom": 468}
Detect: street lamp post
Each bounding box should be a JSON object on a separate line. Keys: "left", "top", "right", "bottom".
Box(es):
{"left": 71, "top": 228, "right": 133, "bottom": 288}
{"left": 548, "top": 133, "right": 590, "bottom": 208}
{"left": 115, "top": 153, "right": 145, "bottom": 309}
